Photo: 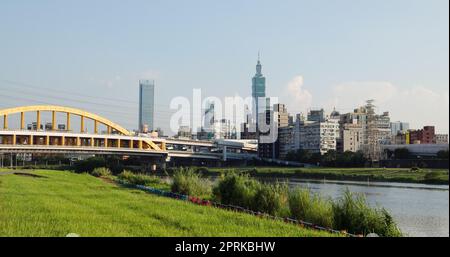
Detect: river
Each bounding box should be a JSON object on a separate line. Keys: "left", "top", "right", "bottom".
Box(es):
{"left": 276, "top": 178, "right": 449, "bottom": 237}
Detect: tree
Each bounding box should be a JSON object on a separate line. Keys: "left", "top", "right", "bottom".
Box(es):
{"left": 394, "top": 148, "right": 410, "bottom": 159}
{"left": 437, "top": 150, "right": 449, "bottom": 159}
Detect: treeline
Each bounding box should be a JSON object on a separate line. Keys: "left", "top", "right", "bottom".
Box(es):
{"left": 384, "top": 148, "right": 449, "bottom": 160}
{"left": 286, "top": 150, "right": 368, "bottom": 167}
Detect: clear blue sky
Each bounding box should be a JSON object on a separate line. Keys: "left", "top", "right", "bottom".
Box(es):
{"left": 0, "top": 0, "right": 448, "bottom": 134}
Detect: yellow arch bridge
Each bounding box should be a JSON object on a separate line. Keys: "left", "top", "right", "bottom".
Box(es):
{"left": 0, "top": 105, "right": 166, "bottom": 156}
{"left": 0, "top": 105, "right": 257, "bottom": 164}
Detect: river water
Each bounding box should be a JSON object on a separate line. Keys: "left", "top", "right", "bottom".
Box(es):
{"left": 277, "top": 178, "right": 449, "bottom": 237}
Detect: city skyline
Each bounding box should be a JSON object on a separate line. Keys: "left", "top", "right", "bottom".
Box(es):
{"left": 0, "top": 0, "right": 448, "bottom": 134}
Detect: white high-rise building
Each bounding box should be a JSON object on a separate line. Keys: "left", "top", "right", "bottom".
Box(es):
{"left": 298, "top": 117, "right": 340, "bottom": 155}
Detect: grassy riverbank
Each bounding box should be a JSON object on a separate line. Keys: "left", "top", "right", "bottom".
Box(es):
{"left": 198, "top": 167, "right": 449, "bottom": 185}
{"left": 0, "top": 170, "right": 332, "bottom": 237}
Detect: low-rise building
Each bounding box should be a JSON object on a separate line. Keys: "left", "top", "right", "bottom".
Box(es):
{"left": 408, "top": 126, "right": 436, "bottom": 144}
{"left": 177, "top": 126, "right": 192, "bottom": 140}
{"left": 435, "top": 134, "right": 449, "bottom": 144}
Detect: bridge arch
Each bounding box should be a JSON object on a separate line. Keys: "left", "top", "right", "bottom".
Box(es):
{"left": 0, "top": 105, "right": 131, "bottom": 135}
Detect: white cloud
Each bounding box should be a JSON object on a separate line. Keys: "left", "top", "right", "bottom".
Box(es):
{"left": 323, "top": 81, "right": 449, "bottom": 133}
{"left": 282, "top": 75, "right": 313, "bottom": 115}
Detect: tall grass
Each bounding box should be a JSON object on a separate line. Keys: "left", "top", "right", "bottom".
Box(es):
{"left": 212, "top": 171, "right": 402, "bottom": 237}
{"left": 117, "top": 170, "right": 160, "bottom": 186}
{"left": 171, "top": 168, "right": 211, "bottom": 198}
{"left": 289, "top": 188, "right": 334, "bottom": 228}
{"left": 332, "top": 189, "right": 402, "bottom": 237}
{"left": 252, "top": 182, "right": 290, "bottom": 216}
{"left": 90, "top": 167, "right": 112, "bottom": 178}
{"left": 213, "top": 172, "right": 289, "bottom": 216}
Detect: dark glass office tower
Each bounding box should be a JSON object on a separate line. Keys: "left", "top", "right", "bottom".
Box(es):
{"left": 138, "top": 80, "right": 155, "bottom": 132}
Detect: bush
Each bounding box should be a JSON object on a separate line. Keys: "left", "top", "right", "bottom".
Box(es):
{"left": 194, "top": 167, "right": 210, "bottom": 174}
{"left": 437, "top": 150, "right": 449, "bottom": 159}
{"left": 332, "top": 189, "right": 402, "bottom": 237}
{"left": 117, "top": 170, "right": 160, "bottom": 185}
{"left": 289, "top": 188, "right": 334, "bottom": 228}
{"left": 90, "top": 167, "right": 111, "bottom": 177}
{"left": 252, "top": 182, "right": 289, "bottom": 216}
{"left": 171, "top": 168, "right": 211, "bottom": 197}
{"left": 394, "top": 148, "right": 410, "bottom": 159}
{"left": 410, "top": 167, "right": 421, "bottom": 172}
{"left": 213, "top": 172, "right": 260, "bottom": 207}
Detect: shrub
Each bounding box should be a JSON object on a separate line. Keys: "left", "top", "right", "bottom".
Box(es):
{"left": 252, "top": 182, "right": 289, "bottom": 216}
{"left": 213, "top": 172, "right": 260, "bottom": 207}
{"left": 332, "top": 189, "right": 402, "bottom": 237}
{"left": 194, "top": 167, "right": 210, "bottom": 174}
{"left": 73, "top": 157, "right": 105, "bottom": 173}
{"left": 90, "top": 167, "right": 111, "bottom": 177}
{"left": 289, "top": 188, "right": 334, "bottom": 228}
{"left": 410, "top": 167, "right": 420, "bottom": 172}
{"left": 437, "top": 150, "right": 449, "bottom": 159}
{"left": 171, "top": 168, "right": 211, "bottom": 197}
{"left": 117, "top": 170, "right": 160, "bottom": 185}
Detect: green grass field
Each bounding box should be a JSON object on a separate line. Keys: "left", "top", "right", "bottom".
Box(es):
{"left": 0, "top": 170, "right": 333, "bottom": 237}
{"left": 204, "top": 167, "right": 449, "bottom": 184}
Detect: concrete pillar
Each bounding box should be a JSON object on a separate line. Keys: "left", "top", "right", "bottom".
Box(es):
{"left": 12, "top": 135, "right": 16, "bottom": 145}
{"left": 36, "top": 111, "right": 41, "bottom": 130}
{"left": 61, "top": 136, "right": 65, "bottom": 146}
{"left": 160, "top": 159, "right": 167, "bottom": 170}
{"left": 94, "top": 120, "right": 98, "bottom": 134}
{"left": 20, "top": 112, "right": 25, "bottom": 130}
{"left": 80, "top": 116, "right": 85, "bottom": 133}
{"left": 45, "top": 136, "right": 49, "bottom": 146}
{"left": 66, "top": 113, "right": 71, "bottom": 131}
{"left": 76, "top": 137, "right": 81, "bottom": 147}
{"left": 29, "top": 135, "right": 33, "bottom": 145}
{"left": 91, "top": 137, "right": 94, "bottom": 147}
{"left": 52, "top": 111, "right": 56, "bottom": 130}
{"left": 223, "top": 146, "right": 227, "bottom": 161}
{"left": 3, "top": 115, "right": 7, "bottom": 130}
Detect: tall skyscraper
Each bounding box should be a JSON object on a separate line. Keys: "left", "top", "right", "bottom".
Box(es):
{"left": 252, "top": 54, "right": 266, "bottom": 117}
{"left": 138, "top": 80, "right": 155, "bottom": 132}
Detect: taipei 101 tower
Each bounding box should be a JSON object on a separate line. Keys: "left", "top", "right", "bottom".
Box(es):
{"left": 251, "top": 53, "right": 266, "bottom": 128}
